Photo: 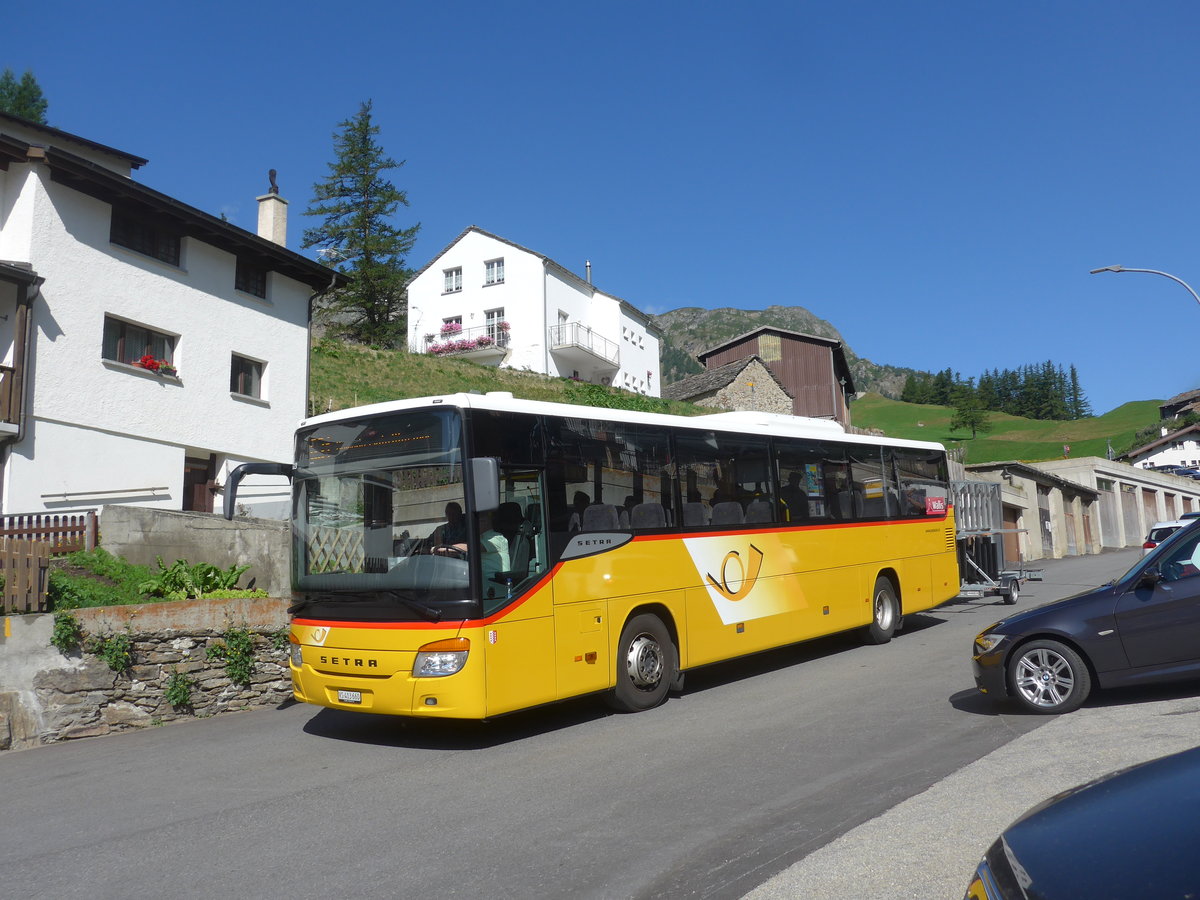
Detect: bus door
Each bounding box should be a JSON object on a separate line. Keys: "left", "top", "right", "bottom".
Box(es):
{"left": 480, "top": 466, "right": 558, "bottom": 716}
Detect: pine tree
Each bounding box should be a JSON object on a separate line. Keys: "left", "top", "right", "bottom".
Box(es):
{"left": 302, "top": 100, "right": 419, "bottom": 347}
{"left": 1068, "top": 364, "right": 1093, "bottom": 418}
{"left": 0, "top": 69, "right": 48, "bottom": 123}
{"left": 949, "top": 383, "right": 992, "bottom": 439}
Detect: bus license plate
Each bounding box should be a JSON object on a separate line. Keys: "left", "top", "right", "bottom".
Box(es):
{"left": 337, "top": 690, "right": 362, "bottom": 704}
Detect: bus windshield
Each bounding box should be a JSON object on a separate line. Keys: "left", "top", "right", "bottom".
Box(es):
{"left": 292, "top": 408, "right": 477, "bottom": 619}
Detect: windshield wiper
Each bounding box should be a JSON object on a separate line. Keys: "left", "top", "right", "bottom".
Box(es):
{"left": 383, "top": 590, "right": 442, "bottom": 622}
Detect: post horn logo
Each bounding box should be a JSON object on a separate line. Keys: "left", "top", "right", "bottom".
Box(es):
{"left": 706, "top": 544, "right": 765, "bottom": 602}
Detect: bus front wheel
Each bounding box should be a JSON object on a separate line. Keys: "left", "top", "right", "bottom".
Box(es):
{"left": 606, "top": 613, "right": 677, "bottom": 712}
{"left": 864, "top": 577, "right": 899, "bottom": 645}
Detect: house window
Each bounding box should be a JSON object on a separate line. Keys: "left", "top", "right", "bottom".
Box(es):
{"left": 110, "top": 209, "right": 181, "bottom": 266}
{"left": 102, "top": 316, "right": 176, "bottom": 367}
{"left": 235, "top": 258, "right": 267, "bottom": 298}
{"left": 485, "top": 258, "right": 505, "bottom": 285}
{"left": 444, "top": 267, "right": 462, "bottom": 293}
{"left": 485, "top": 308, "right": 505, "bottom": 341}
{"left": 230, "top": 354, "right": 264, "bottom": 398}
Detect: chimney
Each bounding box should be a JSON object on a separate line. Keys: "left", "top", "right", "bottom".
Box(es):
{"left": 585, "top": 260, "right": 592, "bottom": 284}
{"left": 256, "top": 168, "right": 288, "bottom": 246}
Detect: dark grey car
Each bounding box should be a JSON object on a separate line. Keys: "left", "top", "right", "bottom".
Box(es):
{"left": 972, "top": 520, "right": 1200, "bottom": 713}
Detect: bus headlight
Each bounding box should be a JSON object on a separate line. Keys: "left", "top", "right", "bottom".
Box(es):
{"left": 290, "top": 641, "right": 303, "bottom": 668}
{"left": 414, "top": 637, "right": 470, "bottom": 678}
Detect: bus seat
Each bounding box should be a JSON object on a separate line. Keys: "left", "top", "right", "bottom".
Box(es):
{"left": 682, "top": 502, "right": 709, "bottom": 527}
{"left": 744, "top": 499, "right": 773, "bottom": 523}
{"left": 581, "top": 503, "right": 620, "bottom": 531}
{"left": 711, "top": 501, "right": 744, "bottom": 526}
{"left": 631, "top": 502, "right": 667, "bottom": 530}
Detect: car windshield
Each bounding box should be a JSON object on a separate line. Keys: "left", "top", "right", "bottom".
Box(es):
{"left": 291, "top": 408, "right": 478, "bottom": 620}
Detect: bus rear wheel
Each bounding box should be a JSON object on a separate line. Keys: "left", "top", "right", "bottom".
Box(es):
{"left": 606, "top": 613, "right": 677, "bottom": 712}
{"left": 864, "top": 577, "right": 899, "bottom": 645}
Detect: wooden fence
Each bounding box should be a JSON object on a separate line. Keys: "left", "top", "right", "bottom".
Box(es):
{"left": 1, "top": 536, "right": 50, "bottom": 612}
{"left": 0, "top": 511, "right": 97, "bottom": 554}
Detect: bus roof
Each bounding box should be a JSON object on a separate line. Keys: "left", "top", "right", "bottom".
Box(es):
{"left": 301, "top": 392, "right": 947, "bottom": 453}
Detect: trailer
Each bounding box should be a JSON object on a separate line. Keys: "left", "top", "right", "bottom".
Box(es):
{"left": 951, "top": 480, "right": 1042, "bottom": 604}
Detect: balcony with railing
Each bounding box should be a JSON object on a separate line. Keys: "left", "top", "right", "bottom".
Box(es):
{"left": 423, "top": 323, "right": 510, "bottom": 364}
{"left": 548, "top": 322, "right": 620, "bottom": 373}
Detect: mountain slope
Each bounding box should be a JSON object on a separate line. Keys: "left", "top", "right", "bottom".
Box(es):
{"left": 651, "top": 304, "right": 917, "bottom": 397}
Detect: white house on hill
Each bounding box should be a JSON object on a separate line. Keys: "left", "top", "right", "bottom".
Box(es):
{"left": 406, "top": 226, "right": 662, "bottom": 395}
{"left": 0, "top": 111, "right": 344, "bottom": 518}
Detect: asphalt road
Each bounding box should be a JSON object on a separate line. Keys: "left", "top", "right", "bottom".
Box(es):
{"left": 0, "top": 548, "right": 1165, "bottom": 899}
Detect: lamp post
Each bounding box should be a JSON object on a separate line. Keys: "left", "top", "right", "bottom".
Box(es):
{"left": 1089, "top": 265, "right": 1200, "bottom": 308}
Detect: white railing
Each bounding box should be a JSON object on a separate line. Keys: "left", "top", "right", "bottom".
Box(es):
{"left": 548, "top": 322, "right": 619, "bottom": 366}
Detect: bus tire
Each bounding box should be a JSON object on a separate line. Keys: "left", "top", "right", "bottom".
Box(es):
{"left": 606, "top": 613, "right": 677, "bottom": 712}
{"left": 864, "top": 577, "right": 899, "bottom": 645}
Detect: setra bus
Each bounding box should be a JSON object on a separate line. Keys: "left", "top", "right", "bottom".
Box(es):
{"left": 224, "top": 392, "right": 960, "bottom": 718}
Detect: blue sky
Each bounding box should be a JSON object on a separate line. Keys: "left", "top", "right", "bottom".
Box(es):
{"left": 8, "top": 1, "right": 1200, "bottom": 415}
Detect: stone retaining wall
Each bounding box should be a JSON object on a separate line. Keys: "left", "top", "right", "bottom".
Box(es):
{"left": 0, "top": 596, "right": 291, "bottom": 751}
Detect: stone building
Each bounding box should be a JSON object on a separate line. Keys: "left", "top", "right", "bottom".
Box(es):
{"left": 660, "top": 355, "right": 792, "bottom": 414}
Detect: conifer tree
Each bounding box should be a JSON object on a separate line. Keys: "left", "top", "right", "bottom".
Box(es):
{"left": 303, "top": 100, "right": 419, "bottom": 347}
{"left": 0, "top": 69, "right": 48, "bottom": 123}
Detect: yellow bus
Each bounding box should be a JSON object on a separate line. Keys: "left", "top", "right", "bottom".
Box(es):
{"left": 225, "top": 392, "right": 959, "bottom": 717}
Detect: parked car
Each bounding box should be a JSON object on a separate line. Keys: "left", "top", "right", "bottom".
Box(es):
{"left": 1143, "top": 519, "right": 1187, "bottom": 555}
{"left": 963, "top": 746, "right": 1200, "bottom": 899}
{"left": 972, "top": 519, "right": 1200, "bottom": 713}
{"left": 1182, "top": 510, "right": 1200, "bottom": 519}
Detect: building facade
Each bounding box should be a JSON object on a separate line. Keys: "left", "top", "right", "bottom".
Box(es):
{"left": 660, "top": 355, "right": 793, "bottom": 415}
{"left": 965, "top": 457, "right": 1200, "bottom": 562}
{"left": 0, "top": 112, "right": 340, "bottom": 518}
{"left": 406, "top": 227, "right": 662, "bottom": 395}
{"left": 696, "top": 327, "right": 855, "bottom": 426}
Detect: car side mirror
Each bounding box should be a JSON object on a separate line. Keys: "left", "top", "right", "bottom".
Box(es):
{"left": 1138, "top": 566, "right": 1163, "bottom": 589}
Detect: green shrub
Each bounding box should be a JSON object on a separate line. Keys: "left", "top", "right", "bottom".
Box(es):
{"left": 200, "top": 589, "right": 269, "bottom": 600}
{"left": 139, "top": 557, "right": 251, "bottom": 602}
{"left": 50, "top": 611, "right": 84, "bottom": 653}
{"left": 207, "top": 624, "right": 256, "bottom": 686}
{"left": 48, "top": 549, "right": 153, "bottom": 609}
{"left": 88, "top": 630, "right": 133, "bottom": 673}
{"left": 164, "top": 668, "right": 195, "bottom": 708}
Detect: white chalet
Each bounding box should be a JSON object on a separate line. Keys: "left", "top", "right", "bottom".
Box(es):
{"left": 0, "top": 112, "right": 343, "bottom": 518}
{"left": 406, "top": 227, "right": 662, "bottom": 395}
{"left": 1123, "top": 423, "right": 1200, "bottom": 473}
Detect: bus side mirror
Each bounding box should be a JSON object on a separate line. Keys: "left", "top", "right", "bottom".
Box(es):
{"left": 223, "top": 462, "right": 294, "bottom": 520}
{"left": 470, "top": 457, "right": 500, "bottom": 513}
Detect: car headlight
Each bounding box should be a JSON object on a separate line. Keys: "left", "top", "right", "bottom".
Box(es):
{"left": 413, "top": 637, "right": 470, "bottom": 678}
{"left": 974, "top": 632, "right": 1007, "bottom": 654}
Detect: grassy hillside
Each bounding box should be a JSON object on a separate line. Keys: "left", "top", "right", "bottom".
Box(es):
{"left": 307, "top": 339, "right": 702, "bottom": 417}
{"left": 308, "top": 341, "right": 1162, "bottom": 465}
{"left": 851, "top": 393, "right": 1162, "bottom": 464}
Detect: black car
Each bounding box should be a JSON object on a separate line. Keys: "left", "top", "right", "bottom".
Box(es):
{"left": 972, "top": 519, "right": 1200, "bottom": 713}
{"left": 964, "top": 746, "right": 1200, "bottom": 899}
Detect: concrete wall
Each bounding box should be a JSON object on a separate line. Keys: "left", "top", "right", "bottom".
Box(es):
{"left": 0, "top": 596, "right": 289, "bottom": 751}
{"left": 99, "top": 505, "right": 292, "bottom": 599}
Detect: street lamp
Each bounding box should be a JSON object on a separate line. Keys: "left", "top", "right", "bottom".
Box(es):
{"left": 1089, "top": 265, "right": 1200, "bottom": 308}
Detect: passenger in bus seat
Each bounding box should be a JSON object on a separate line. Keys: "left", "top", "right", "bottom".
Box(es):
{"left": 481, "top": 502, "right": 524, "bottom": 587}
{"left": 567, "top": 492, "right": 590, "bottom": 532}
{"left": 780, "top": 471, "right": 809, "bottom": 522}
